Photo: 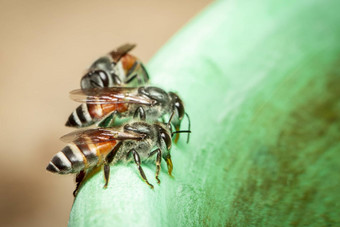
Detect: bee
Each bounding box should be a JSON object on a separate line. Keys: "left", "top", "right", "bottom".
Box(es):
{"left": 65, "top": 86, "right": 190, "bottom": 143}
{"left": 81, "top": 43, "right": 149, "bottom": 89}
{"left": 46, "top": 120, "right": 190, "bottom": 196}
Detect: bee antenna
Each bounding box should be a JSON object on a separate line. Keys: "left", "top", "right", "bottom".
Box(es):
{"left": 185, "top": 112, "right": 191, "bottom": 143}
{"left": 171, "top": 130, "right": 191, "bottom": 138}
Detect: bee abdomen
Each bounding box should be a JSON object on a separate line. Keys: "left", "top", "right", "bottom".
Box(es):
{"left": 65, "top": 104, "right": 93, "bottom": 127}
{"left": 46, "top": 145, "right": 85, "bottom": 174}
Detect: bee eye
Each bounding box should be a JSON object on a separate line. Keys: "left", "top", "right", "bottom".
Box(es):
{"left": 169, "top": 92, "right": 185, "bottom": 120}
{"left": 159, "top": 128, "right": 171, "bottom": 150}
{"left": 175, "top": 101, "right": 185, "bottom": 120}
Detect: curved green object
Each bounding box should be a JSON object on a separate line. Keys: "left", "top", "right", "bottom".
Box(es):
{"left": 69, "top": 0, "right": 340, "bottom": 226}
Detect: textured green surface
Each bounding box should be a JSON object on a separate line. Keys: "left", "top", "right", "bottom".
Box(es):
{"left": 69, "top": 0, "right": 340, "bottom": 226}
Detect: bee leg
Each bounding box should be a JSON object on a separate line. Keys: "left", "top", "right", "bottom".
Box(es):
{"left": 131, "top": 149, "right": 154, "bottom": 189}
{"left": 98, "top": 111, "right": 119, "bottom": 128}
{"left": 73, "top": 170, "right": 86, "bottom": 197}
{"left": 133, "top": 106, "right": 146, "bottom": 120}
{"left": 103, "top": 142, "right": 123, "bottom": 188}
{"left": 163, "top": 154, "right": 173, "bottom": 177}
{"left": 103, "top": 165, "right": 110, "bottom": 188}
{"left": 125, "top": 62, "right": 138, "bottom": 84}
{"left": 149, "top": 148, "right": 162, "bottom": 184}
{"left": 124, "top": 73, "right": 138, "bottom": 84}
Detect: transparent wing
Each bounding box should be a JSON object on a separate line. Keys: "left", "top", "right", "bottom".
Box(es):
{"left": 69, "top": 87, "right": 155, "bottom": 105}
{"left": 60, "top": 128, "right": 145, "bottom": 145}
{"left": 110, "top": 43, "right": 136, "bottom": 62}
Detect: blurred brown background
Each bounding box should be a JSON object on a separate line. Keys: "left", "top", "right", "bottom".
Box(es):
{"left": 0, "top": 0, "right": 212, "bottom": 226}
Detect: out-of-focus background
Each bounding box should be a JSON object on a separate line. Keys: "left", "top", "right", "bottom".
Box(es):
{"left": 0, "top": 0, "right": 212, "bottom": 226}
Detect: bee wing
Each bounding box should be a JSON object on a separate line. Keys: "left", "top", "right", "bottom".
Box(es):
{"left": 69, "top": 87, "right": 155, "bottom": 105}
{"left": 60, "top": 128, "right": 145, "bottom": 145}
{"left": 110, "top": 43, "right": 136, "bottom": 62}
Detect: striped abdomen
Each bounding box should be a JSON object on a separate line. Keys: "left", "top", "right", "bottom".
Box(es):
{"left": 46, "top": 137, "right": 117, "bottom": 174}
{"left": 65, "top": 101, "right": 129, "bottom": 128}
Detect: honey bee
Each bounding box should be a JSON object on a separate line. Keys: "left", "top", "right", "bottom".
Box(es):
{"left": 81, "top": 43, "right": 149, "bottom": 89}
{"left": 46, "top": 120, "right": 190, "bottom": 195}
{"left": 65, "top": 86, "right": 190, "bottom": 143}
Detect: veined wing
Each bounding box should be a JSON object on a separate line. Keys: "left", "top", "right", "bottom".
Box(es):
{"left": 69, "top": 87, "right": 155, "bottom": 105}
{"left": 110, "top": 43, "right": 136, "bottom": 62}
{"left": 60, "top": 128, "right": 145, "bottom": 145}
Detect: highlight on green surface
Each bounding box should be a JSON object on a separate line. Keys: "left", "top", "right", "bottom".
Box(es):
{"left": 69, "top": 0, "right": 340, "bottom": 226}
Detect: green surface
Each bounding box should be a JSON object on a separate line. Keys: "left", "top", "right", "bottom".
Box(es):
{"left": 69, "top": 0, "right": 340, "bottom": 226}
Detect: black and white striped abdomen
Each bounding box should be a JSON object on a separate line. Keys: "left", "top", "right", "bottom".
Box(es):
{"left": 80, "top": 64, "right": 124, "bottom": 90}
{"left": 65, "top": 104, "right": 94, "bottom": 128}
{"left": 46, "top": 143, "right": 98, "bottom": 174}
